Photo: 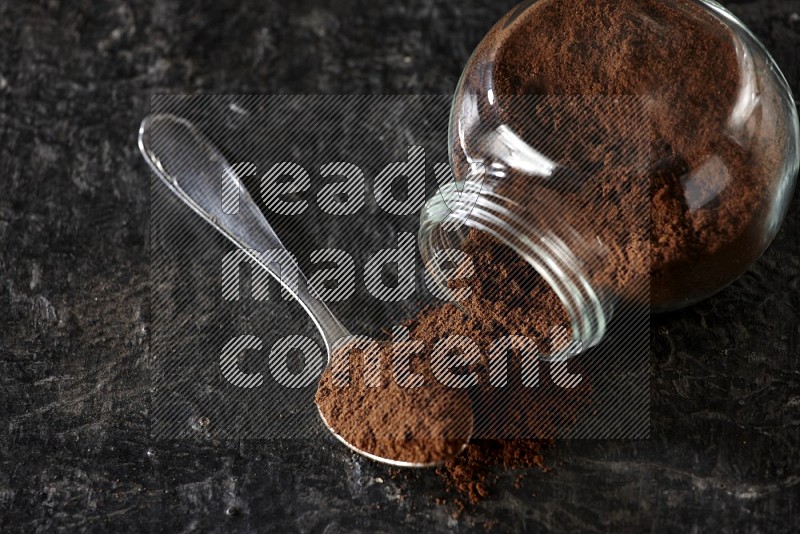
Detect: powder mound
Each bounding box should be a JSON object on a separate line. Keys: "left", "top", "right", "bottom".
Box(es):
{"left": 315, "top": 340, "right": 473, "bottom": 465}
{"left": 316, "top": 231, "right": 591, "bottom": 466}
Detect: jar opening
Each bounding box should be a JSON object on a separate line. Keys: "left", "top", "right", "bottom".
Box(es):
{"left": 419, "top": 182, "right": 611, "bottom": 360}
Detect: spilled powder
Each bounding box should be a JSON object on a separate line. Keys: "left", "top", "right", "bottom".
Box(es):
{"left": 434, "top": 439, "right": 551, "bottom": 512}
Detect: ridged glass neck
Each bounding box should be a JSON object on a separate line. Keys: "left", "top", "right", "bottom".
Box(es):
{"left": 419, "top": 178, "right": 612, "bottom": 360}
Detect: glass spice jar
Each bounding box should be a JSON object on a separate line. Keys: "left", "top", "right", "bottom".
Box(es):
{"left": 419, "top": 0, "right": 799, "bottom": 354}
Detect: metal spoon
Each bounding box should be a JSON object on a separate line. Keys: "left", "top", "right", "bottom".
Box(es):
{"left": 138, "top": 113, "right": 472, "bottom": 467}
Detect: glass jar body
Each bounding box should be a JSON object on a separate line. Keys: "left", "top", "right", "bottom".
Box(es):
{"left": 420, "top": 0, "right": 799, "bottom": 351}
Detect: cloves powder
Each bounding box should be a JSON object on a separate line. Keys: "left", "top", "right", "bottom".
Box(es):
{"left": 317, "top": 0, "right": 785, "bottom": 507}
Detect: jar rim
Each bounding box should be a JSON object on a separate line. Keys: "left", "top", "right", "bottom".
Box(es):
{"left": 419, "top": 180, "right": 610, "bottom": 360}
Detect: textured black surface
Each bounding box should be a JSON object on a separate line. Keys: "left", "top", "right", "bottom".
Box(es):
{"left": 1, "top": 0, "right": 799, "bottom": 531}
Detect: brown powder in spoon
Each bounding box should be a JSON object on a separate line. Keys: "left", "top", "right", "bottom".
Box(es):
{"left": 315, "top": 230, "right": 589, "bottom": 464}
{"left": 314, "top": 337, "right": 473, "bottom": 465}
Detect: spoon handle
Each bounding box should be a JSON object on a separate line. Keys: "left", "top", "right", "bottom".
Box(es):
{"left": 138, "top": 114, "right": 350, "bottom": 355}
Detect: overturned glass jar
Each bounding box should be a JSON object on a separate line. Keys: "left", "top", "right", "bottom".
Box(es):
{"left": 420, "top": 0, "right": 799, "bottom": 354}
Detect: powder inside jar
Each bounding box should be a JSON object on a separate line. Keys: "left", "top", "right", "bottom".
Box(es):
{"left": 452, "top": 0, "right": 786, "bottom": 308}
